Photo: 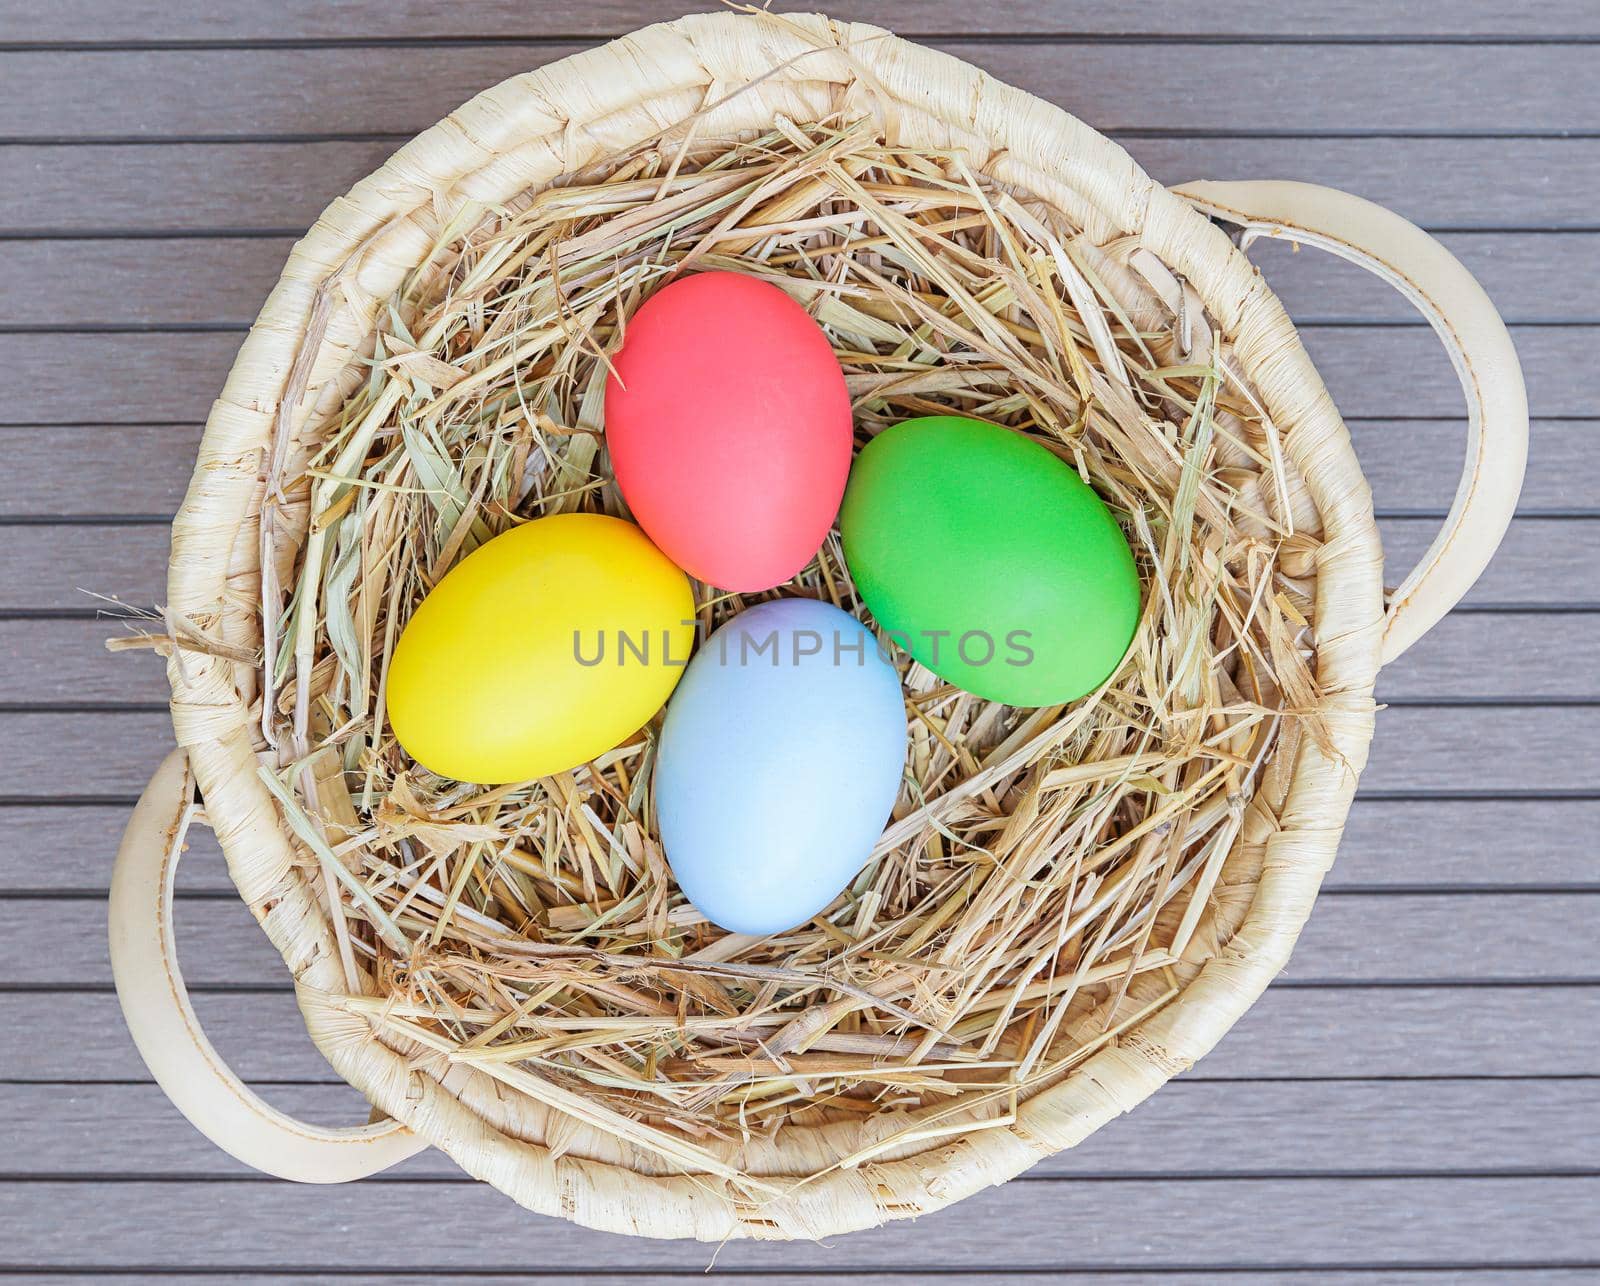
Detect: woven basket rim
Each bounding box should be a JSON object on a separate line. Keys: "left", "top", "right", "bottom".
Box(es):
{"left": 163, "top": 9, "right": 1382, "bottom": 1240}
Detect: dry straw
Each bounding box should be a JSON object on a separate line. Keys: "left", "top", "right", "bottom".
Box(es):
{"left": 147, "top": 10, "right": 1387, "bottom": 1239}
{"left": 263, "top": 114, "right": 1322, "bottom": 1150}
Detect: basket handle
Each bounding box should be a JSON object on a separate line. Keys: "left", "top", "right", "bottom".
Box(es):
{"left": 109, "top": 748, "right": 428, "bottom": 1182}
{"left": 1173, "top": 179, "right": 1528, "bottom": 664}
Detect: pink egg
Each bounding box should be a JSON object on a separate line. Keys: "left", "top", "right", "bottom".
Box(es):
{"left": 604, "top": 271, "right": 852, "bottom": 592}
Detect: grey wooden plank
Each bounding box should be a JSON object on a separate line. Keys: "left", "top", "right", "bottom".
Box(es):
{"left": 7, "top": 1078, "right": 1596, "bottom": 1180}
{"left": 1359, "top": 704, "right": 1598, "bottom": 795}
{"left": 0, "top": 1279, "right": 1591, "bottom": 1286}
{"left": 1372, "top": 612, "right": 1600, "bottom": 700}
{"left": 1, "top": 1175, "right": 1594, "bottom": 1269}
{"left": 0, "top": 618, "right": 171, "bottom": 704}
{"left": 0, "top": 424, "right": 204, "bottom": 515}
{"left": 1348, "top": 421, "right": 1597, "bottom": 516}
{"left": 0, "top": 703, "right": 1591, "bottom": 798}
{"left": 0, "top": 805, "right": 142, "bottom": 889}
{"left": 0, "top": 239, "right": 295, "bottom": 328}
{"left": 0, "top": 333, "right": 250, "bottom": 423}
{"left": 6, "top": 0, "right": 1596, "bottom": 41}
{"left": 1132, "top": 137, "right": 1600, "bottom": 231}
{"left": 0, "top": 713, "right": 170, "bottom": 794}
{"left": 6, "top": 138, "right": 1595, "bottom": 235}
{"left": 20, "top": 863, "right": 1600, "bottom": 990}
{"left": 0, "top": 990, "right": 337, "bottom": 1083}
{"left": 0, "top": 525, "right": 168, "bottom": 611}
{"left": 1375, "top": 518, "right": 1599, "bottom": 605}
{"left": 4, "top": 418, "right": 1590, "bottom": 521}
{"left": 7, "top": 234, "right": 1590, "bottom": 331}
{"left": 1296, "top": 326, "right": 1593, "bottom": 419}
{"left": 3, "top": 517, "right": 1588, "bottom": 613}
{"left": 5, "top": 326, "right": 1584, "bottom": 426}
{"left": 1, "top": 1278, "right": 1591, "bottom": 1286}
{"left": 8, "top": 610, "right": 1591, "bottom": 709}
{"left": 8, "top": 984, "right": 1593, "bottom": 1083}
{"left": 5, "top": 796, "right": 1596, "bottom": 895}
{"left": 1203, "top": 986, "right": 1600, "bottom": 1079}
{"left": 8, "top": 887, "right": 1589, "bottom": 987}
{"left": 6, "top": 417, "right": 1593, "bottom": 530}
{"left": 7, "top": 44, "right": 1598, "bottom": 140}
{"left": 1333, "top": 799, "right": 1600, "bottom": 888}
{"left": 1, "top": 1082, "right": 385, "bottom": 1175}
{"left": 1249, "top": 234, "right": 1600, "bottom": 326}
{"left": 1289, "top": 894, "right": 1600, "bottom": 983}
{"left": 0, "top": 140, "right": 397, "bottom": 234}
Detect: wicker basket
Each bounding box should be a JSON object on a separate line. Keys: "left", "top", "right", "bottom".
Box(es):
{"left": 108, "top": 11, "right": 1526, "bottom": 1240}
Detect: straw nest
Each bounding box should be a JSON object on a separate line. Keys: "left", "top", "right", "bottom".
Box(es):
{"left": 229, "top": 113, "right": 1328, "bottom": 1180}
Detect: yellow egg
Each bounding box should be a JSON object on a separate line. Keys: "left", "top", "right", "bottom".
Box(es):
{"left": 387, "top": 513, "right": 694, "bottom": 783}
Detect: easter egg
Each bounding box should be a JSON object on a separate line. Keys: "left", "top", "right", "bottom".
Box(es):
{"left": 604, "top": 271, "right": 852, "bottom": 592}
{"left": 387, "top": 513, "right": 694, "bottom": 784}
{"left": 840, "top": 415, "right": 1140, "bottom": 706}
{"left": 655, "top": 598, "right": 907, "bottom": 935}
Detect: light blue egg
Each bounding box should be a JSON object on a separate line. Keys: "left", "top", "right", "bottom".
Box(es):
{"left": 655, "top": 597, "right": 908, "bottom": 935}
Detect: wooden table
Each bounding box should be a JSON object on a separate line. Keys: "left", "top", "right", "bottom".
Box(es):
{"left": 2, "top": 2, "right": 1595, "bottom": 1279}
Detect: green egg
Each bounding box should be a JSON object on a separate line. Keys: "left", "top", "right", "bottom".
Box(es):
{"left": 840, "top": 415, "right": 1141, "bottom": 706}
